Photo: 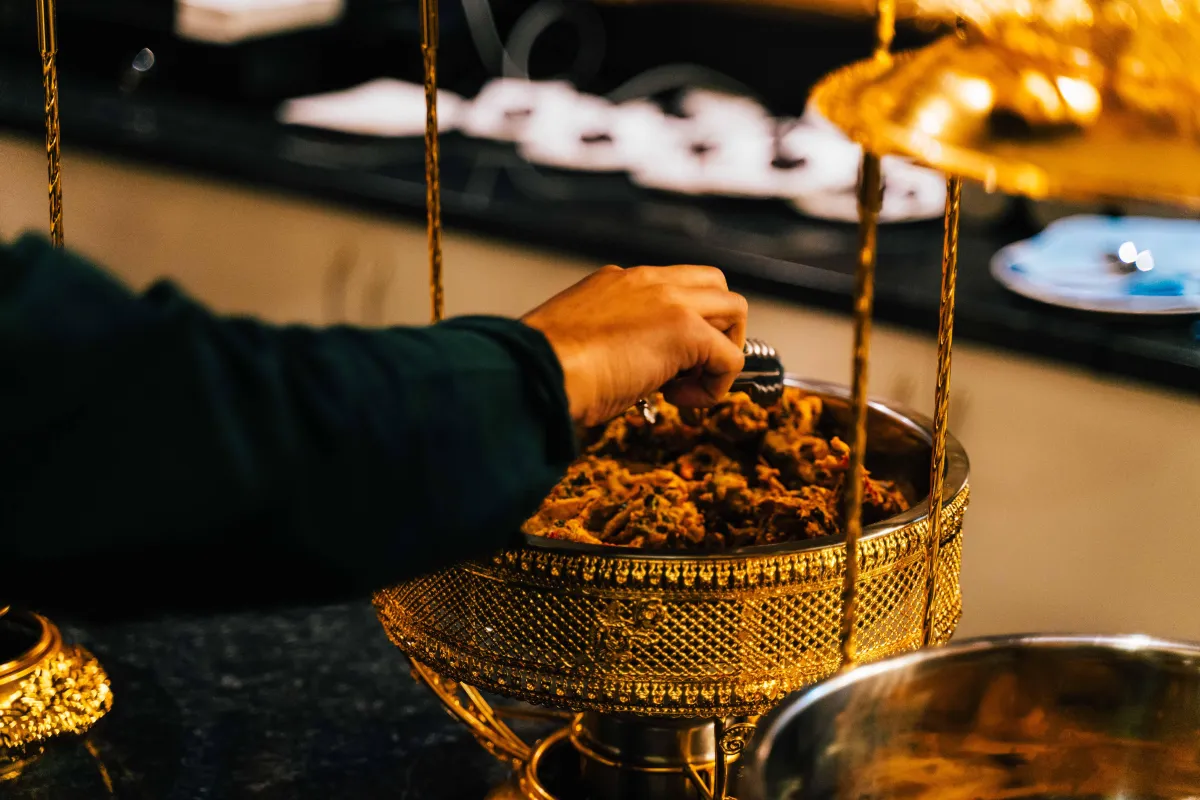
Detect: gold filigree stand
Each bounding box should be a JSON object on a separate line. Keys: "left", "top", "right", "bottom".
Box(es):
{"left": 0, "top": 612, "right": 113, "bottom": 777}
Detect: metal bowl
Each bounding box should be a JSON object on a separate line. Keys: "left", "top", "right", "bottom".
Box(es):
{"left": 373, "top": 377, "right": 971, "bottom": 718}
{"left": 744, "top": 634, "right": 1200, "bottom": 799}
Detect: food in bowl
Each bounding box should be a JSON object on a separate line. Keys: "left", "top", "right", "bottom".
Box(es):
{"left": 523, "top": 388, "right": 911, "bottom": 550}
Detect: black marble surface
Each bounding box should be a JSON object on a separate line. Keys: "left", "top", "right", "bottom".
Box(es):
{"left": 0, "top": 61, "right": 1196, "bottom": 395}
{"left": 5, "top": 603, "right": 540, "bottom": 799}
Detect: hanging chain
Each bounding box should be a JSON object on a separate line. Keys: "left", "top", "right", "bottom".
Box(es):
{"left": 839, "top": 151, "right": 883, "bottom": 668}
{"left": 922, "top": 176, "right": 962, "bottom": 645}
{"left": 420, "top": 0, "right": 444, "bottom": 323}
{"left": 839, "top": 0, "right": 896, "bottom": 669}
{"left": 36, "top": 0, "right": 63, "bottom": 247}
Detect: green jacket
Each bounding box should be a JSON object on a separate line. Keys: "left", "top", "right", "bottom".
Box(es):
{"left": 1, "top": 235, "right": 577, "bottom": 619}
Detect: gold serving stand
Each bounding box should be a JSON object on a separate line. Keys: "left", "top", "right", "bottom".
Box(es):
{"left": 376, "top": 0, "right": 1200, "bottom": 796}
{"left": 373, "top": 0, "right": 974, "bottom": 796}
{"left": 1, "top": 0, "right": 114, "bottom": 781}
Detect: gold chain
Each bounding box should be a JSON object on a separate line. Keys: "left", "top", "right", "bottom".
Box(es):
{"left": 922, "top": 176, "right": 961, "bottom": 645}
{"left": 839, "top": 0, "right": 896, "bottom": 669}
{"left": 839, "top": 152, "right": 882, "bottom": 668}
{"left": 36, "top": 0, "right": 63, "bottom": 248}
{"left": 420, "top": 0, "right": 444, "bottom": 323}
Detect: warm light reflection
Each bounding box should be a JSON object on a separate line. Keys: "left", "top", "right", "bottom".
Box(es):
{"left": 1055, "top": 75, "right": 1101, "bottom": 117}
{"left": 957, "top": 77, "right": 995, "bottom": 112}
{"left": 1021, "top": 70, "right": 1064, "bottom": 116}
{"left": 915, "top": 97, "right": 954, "bottom": 135}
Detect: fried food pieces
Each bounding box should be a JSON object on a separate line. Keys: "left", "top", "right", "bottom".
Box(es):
{"left": 524, "top": 388, "right": 911, "bottom": 550}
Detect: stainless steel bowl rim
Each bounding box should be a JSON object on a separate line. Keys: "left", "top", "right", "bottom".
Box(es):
{"left": 753, "top": 631, "right": 1200, "bottom": 764}
{"left": 522, "top": 374, "right": 971, "bottom": 560}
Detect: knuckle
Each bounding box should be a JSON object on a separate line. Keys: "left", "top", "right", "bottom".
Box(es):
{"left": 667, "top": 301, "right": 694, "bottom": 327}
{"left": 652, "top": 282, "right": 680, "bottom": 305}
{"left": 595, "top": 264, "right": 622, "bottom": 280}
{"left": 627, "top": 265, "right": 655, "bottom": 283}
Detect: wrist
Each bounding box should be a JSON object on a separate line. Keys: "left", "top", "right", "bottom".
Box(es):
{"left": 522, "top": 321, "right": 591, "bottom": 425}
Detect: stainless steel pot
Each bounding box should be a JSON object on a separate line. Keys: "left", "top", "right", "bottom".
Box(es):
{"left": 740, "top": 634, "right": 1200, "bottom": 799}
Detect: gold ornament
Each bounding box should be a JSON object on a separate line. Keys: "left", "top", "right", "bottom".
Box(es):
{"left": 0, "top": 612, "right": 113, "bottom": 778}
{"left": 813, "top": 0, "right": 1200, "bottom": 206}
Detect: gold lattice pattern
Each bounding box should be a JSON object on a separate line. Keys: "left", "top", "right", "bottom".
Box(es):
{"left": 375, "top": 486, "right": 968, "bottom": 718}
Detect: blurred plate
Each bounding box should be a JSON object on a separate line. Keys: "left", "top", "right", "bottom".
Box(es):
{"left": 991, "top": 215, "right": 1200, "bottom": 315}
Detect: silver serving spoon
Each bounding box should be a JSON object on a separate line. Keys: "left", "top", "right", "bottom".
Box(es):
{"left": 636, "top": 337, "right": 784, "bottom": 424}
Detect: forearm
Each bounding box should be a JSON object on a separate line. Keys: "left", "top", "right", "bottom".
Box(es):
{"left": 1, "top": 236, "right": 576, "bottom": 616}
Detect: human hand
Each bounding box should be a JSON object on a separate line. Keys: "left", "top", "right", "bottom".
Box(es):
{"left": 522, "top": 265, "right": 748, "bottom": 427}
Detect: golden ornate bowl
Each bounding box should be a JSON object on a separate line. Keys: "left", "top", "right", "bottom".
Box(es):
{"left": 0, "top": 611, "right": 113, "bottom": 778}
{"left": 374, "top": 377, "right": 970, "bottom": 719}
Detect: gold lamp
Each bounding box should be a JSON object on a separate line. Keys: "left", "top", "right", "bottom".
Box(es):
{"left": 812, "top": 0, "right": 1200, "bottom": 207}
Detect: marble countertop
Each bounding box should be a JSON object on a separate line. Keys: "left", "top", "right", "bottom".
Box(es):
{"left": 7, "top": 603, "right": 528, "bottom": 799}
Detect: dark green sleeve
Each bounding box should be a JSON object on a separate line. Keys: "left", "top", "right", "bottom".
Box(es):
{"left": 0, "top": 235, "right": 577, "bottom": 618}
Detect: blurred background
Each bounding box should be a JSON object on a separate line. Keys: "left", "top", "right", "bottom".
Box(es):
{"left": 0, "top": 0, "right": 1196, "bottom": 639}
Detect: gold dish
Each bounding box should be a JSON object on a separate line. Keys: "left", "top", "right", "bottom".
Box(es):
{"left": 0, "top": 611, "right": 112, "bottom": 778}
{"left": 374, "top": 376, "right": 970, "bottom": 720}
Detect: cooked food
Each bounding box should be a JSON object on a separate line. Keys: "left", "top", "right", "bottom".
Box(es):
{"left": 524, "top": 388, "right": 911, "bottom": 550}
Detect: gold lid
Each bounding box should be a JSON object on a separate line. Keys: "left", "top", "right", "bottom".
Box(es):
{"left": 812, "top": 1, "right": 1200, "bottom": 206}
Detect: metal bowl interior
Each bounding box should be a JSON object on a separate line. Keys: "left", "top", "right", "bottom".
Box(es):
{"left": 521, "top": 375, "right": 970, "bottom": 559}
{"left": 744, "top": 634, "right": 1200, "bottom": 799}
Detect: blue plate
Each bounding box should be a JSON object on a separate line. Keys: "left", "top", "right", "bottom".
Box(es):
{"left": 991, "top": 215, "right": 1200, "bottom": 315}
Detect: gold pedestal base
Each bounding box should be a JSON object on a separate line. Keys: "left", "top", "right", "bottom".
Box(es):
{"left": 486, "top": 721, "right": 748, "bottom": 800}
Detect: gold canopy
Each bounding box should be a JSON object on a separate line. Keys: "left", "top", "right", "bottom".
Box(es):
{"left": 812, "top": 0, "right": 1200, "bottom": 206}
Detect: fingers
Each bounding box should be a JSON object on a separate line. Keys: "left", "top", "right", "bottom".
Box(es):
{"left": 670, "top": 286, "right": 748, "bottom": 356}
{"left": 629, "top": 264, "right": 729, "bottom": 289}
{"left": 665, "top": 285, "right": 748, "bottom": 325}
{"left": 663, "top": 323, "right": 746, "bottom": 408}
